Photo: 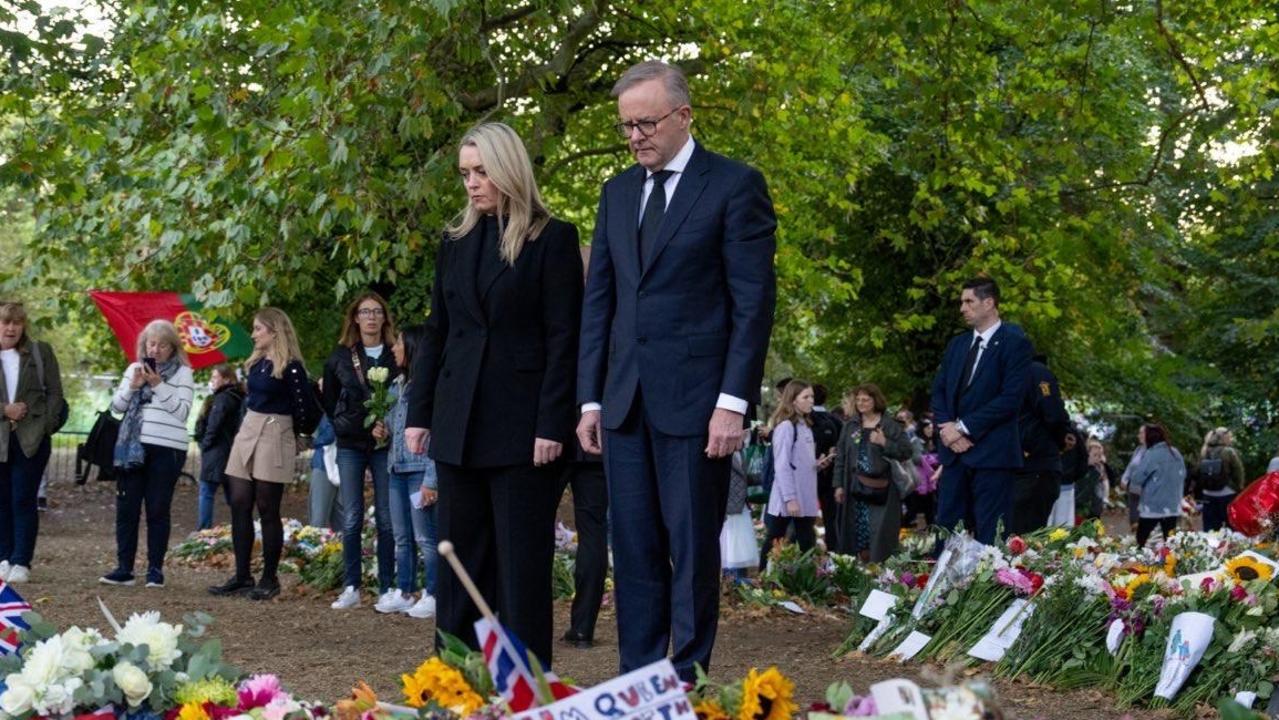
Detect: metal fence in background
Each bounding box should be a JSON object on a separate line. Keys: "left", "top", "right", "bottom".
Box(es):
{"left": 42, "top": 432, "right": 313, "bottom": 488}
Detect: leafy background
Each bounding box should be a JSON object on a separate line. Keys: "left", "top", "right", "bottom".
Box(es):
{"left": 2, "top": 0, "right": 1275, "bottom": 466}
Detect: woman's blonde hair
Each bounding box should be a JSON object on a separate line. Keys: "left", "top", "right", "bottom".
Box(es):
{"left": 769, "top": 380, "right": 813, "bottom": 429}
{"left": 247, "top": 307, "right": 305, "bottom": 379}
{"left": 338, "top": 290, "right": 396, "bottom": 348}
{"left": 136, "top": 319, "right": 190, "bottom": 367}
{"left": 1201, "top": 426, "right": 1231, "bottom": 458}
{"left": 445, "top": 122, "right": 550, "bottom": 265}
{"left": 0, "top": 302, "right": 29, "bottom": 347}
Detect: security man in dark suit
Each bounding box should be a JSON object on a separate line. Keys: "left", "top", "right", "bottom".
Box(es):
{"left": 1008, "top": 354, "right": 1069, "bottom": 534}
{"left": 930, "top": 277, "right": 1033, "bottom": 545}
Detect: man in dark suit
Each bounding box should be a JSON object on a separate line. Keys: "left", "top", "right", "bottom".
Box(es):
{"left": 930, "top": 277, "right": 1032, "bottom": 545}
{"left": 576, "top": 60, "right": 776, "bottom": 681}
{"left": 1008, "top": 354, "right": 1069, "bottom": 534}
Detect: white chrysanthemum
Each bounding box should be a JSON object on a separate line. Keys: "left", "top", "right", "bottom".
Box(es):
{"left": 117, "top": 611, "right": 183, "bottom": 668}
{"left": 59, "top": 626, "right": 103, "bottom": 673}
{"left": 19, "top": 634, "right": 69, "bottom": 688}
{"left": 0, "top": 675, "right": 36, "bottom": 715}
{"left": 34, "top": 677, "right": 83, "bottom": 716}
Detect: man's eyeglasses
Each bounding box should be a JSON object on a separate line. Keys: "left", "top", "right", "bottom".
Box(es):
{"left": 614, "top": 107, "right": 682, "bottom": 138}
{"left": 356, "top": 308, "right": 385, "bottom": 319}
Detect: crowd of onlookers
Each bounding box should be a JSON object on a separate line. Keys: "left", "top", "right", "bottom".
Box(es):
{"left": 726, "top": 374, "right": 1279, "bottom": 580}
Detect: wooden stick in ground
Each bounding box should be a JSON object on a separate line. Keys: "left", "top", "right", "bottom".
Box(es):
{"left": 437, "top": 540, "right": 498, "bottom": 623}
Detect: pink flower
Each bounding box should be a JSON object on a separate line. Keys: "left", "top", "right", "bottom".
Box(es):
{"left": 1201, "top": 577, "right": 1217, "bottom": 593}
{"left": 1231, "top": 584, "right": 1248, "bottom": 602}
{"left": 239, "top": 674, "right": 287, "bottom": 710}
{"left": 996, "top": 567, "right": 1036, "bottom": 595}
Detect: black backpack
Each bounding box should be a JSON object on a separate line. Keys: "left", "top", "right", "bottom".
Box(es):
{"left": 1198, "top": 454, "right": 1228, "bottom": 492}
{"left": 77, "top": 409, "right": 121, "bottom": 483}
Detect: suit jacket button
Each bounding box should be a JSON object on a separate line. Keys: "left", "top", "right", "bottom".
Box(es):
{"left": 638, "top": 290, "right": 647, "bottom": 298}
{"left": 638, "top": 336, "right": 647, "bottom": 344}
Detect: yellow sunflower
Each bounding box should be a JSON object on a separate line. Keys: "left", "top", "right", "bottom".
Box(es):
{"left": 695, "top": 700, "right": 731, "bottom": 720}
{"left": 1163, "top": 552, "right": 1177, "bottom": 576}
{"left": 736, "top": 667, "right": 796, "bottom": 720}
{"left": 1225, "top": 555, "right": 1275, "bottom": 584}
{"left": 401, "top": 657, "right": 486, "bottom": 715}
{"left": 1126, "top": 573, "right": 1152, "bottom": 595}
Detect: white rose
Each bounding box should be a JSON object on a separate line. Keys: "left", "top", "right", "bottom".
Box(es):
{"left": 0, "top": 676, "right": 35, "bottom": 716}
{"left": 113, "top": 661, "right": 154, "bottom": 707}
{"left": 367, "top": 366, "right": 389, "bottom": 383}
{"left": 19, "top": 635, "right": 67, "bottom": 687}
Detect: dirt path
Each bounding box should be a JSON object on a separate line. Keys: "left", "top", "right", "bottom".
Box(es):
{"left": 29, "top": 479, "right": 1173, "bottom": 719}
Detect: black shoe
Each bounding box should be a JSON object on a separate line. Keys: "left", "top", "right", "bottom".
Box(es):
{"left": 249, "top": 577, "right": 280, "bottom": 601}
{"left": 145, "top": 568, "right": 165, "bottom": 588}
{"left": 561, "top": 629, "right": 594, "bottom": 648}
{"left": 99, "top": 569, "right": 135, "bottom": 586}
{"left": 208, "top": 575, "right": 256, "bottom": 596}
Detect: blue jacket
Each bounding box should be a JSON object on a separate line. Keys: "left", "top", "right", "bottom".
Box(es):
{"left": 1130, "top": 442, "right": 1186, "bottom": 518}
{"left": 930, "top": 322, "right": 1033, "bottom": 469}
{"left": 578, "top": 142, "right": 777, "bottom": 436}
{"left": 309, "top": 415, "right": 335, "bottom": 470}
{"left": 388, "top": 378, "right": 437, "bottom": 488}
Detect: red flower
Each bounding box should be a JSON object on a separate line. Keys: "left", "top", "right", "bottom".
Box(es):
{"left": 1231, "top": 584, "right": 1248, "bottom": 602}
{"left": 1028, "top": 571, "right": 1045, "bottom": 594}
{"left": 915, "top": 573, "right": 929, "bottom": 589}
{"left": 1008, "top": 536, "right": 1027, "bottom": 555}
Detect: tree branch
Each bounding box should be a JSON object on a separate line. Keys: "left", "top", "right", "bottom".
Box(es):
{"left": 543, "top": 144, "right": 627, "bottom": 177}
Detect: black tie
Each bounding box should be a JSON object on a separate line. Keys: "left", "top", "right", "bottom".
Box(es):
{"left": 638, "top": 170, "right": 674, "bottom": 266}
{"left": 955, "top": 335, "right": 981, "bottom": 406}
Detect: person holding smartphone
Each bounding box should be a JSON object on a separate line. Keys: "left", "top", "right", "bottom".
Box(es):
{"left": 101, "top": 320, "right": 194, "bottom": 588}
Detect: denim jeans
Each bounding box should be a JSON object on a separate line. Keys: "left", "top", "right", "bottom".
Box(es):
{"left": 337, "top": 446, "right": 394, "bottom": 591}
{"left": 388, "top": 469, "right": 439, "bottom": 595}
{"left": 0, "top": 437, "right": 52, "bottom": 567}
{"left": 308, "top": 467, "right": 343, "bottom": 531}
{"left": 115, "top": 444, "right": 186, "bottom": 573}
{"left": 197, "top": 480, "right": 230, "bottom": 530}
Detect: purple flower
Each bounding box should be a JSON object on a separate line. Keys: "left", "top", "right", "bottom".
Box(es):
{"left": 1151, "top": 595, "right": 1166, "bottom": 616}
{"left": 843, "top": 696, "right": 878, "bottom": 716}
{"left": 900, "top": 571, "right": 916, "bottom": 587}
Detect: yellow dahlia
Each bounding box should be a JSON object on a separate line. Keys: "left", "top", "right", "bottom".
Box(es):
{"left": 401, "top": 657, "right": 485, "bottom": 715}
{"left": 177, "top": 703, "right": 210, "bottom": 720}
{"left": 736, "top": 667, "right": 796, "bottom": 720}
{"left": 1048, "top": 528, "right": 1070, "bottom": 542}
{"left": 1226, "top": 555, "right": 1274, "bottom": 584}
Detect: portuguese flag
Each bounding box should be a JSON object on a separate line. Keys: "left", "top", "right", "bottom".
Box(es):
{"left": 89, "top": 290, "right": 254, "bottom": 370}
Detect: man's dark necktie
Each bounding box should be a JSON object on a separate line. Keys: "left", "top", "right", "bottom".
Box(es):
{"left": 954, "top": 335, "right": 981, "bottom": 407}
{"left": 638, "top": 170, "right": 674, "bottom": 266}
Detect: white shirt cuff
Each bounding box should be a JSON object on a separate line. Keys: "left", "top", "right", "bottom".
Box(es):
{"left": 581, "top": 402, "right": 602, "bottom": 413}
{"left": 956, "top": 420, "right": 970, "bottom": 436}
{"left": 716, "top": 393, "right": 749, "bottom": 415}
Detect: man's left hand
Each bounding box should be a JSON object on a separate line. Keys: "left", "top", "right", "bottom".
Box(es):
{"left": 704, "top": 408, "right": 745, "bottom": 458}
{"left": 949, "top": 436, "right": 974, "bottom": 454}
{"left": 939, "top": 422, "right": 962, "bottom": 446}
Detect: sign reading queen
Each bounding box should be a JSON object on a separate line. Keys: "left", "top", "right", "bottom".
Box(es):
{"left": 509, "top": 660, "right": 694, "bottom": 720}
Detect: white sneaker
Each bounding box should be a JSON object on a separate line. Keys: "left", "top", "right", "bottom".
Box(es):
{"left": 0, "top": 561, "right": 10, "bottom": 580}
{"left": 375, "top": 588, "right": 414, "bottom": 614}
{"left": 331, "top": 586, "right": 361, "bottom": 609}
{"left": 6, "top": 565, "right": 29, "bottom": 583}
{"left": 405, "top": 592, "right": 436, "bottom": 618}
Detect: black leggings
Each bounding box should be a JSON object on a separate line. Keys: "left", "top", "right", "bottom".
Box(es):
{"left": 759, "top": 514, "right": 817, "bottom": 568}
{"left": 1137, "top": 516, "right": 1178, "bottom": 547}
{"left": 227, "top": 477, "right": 285, "bottom": 581}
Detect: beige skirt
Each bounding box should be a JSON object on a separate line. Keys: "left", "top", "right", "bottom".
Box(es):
{"left": 225, "top": 410, "right": 296, "bottom": 484}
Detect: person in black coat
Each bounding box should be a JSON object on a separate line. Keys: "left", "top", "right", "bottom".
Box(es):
{"left": 405, "top": 122, "right": 583, "bottom": 668}
{"left": 194, "top": 364, "right": 244, "bottom": 530}
{"left": 1009, "top": 354, "right": 1069, "bottom": 533}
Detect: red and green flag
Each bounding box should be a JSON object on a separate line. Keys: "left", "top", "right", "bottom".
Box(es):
{"left": 89, "top": 290, "right": 253, "bottom": 370}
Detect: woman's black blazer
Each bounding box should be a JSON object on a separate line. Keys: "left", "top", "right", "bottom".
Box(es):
{"left": 408, "top": 215, "right": 583, "bottom": 468}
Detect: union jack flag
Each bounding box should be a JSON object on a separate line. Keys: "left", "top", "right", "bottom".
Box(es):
{"left": 0, "top": 579, "right": 32, "bottom": 655}
{"left": 474, "top": 617, "right": 576, "bottom": 711}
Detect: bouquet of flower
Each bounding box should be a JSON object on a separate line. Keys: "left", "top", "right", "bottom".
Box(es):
{"left": 364, "top": 366, "right": 393, "bottom": 448}
{"left": 690, "top": 666, "right": 797, "bottom": 720}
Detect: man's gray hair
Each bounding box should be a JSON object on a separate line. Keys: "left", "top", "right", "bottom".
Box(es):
{"left": 611, "top": 60, "right": 691, "bottom": 107}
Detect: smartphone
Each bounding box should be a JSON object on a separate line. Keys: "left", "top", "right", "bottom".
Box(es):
{"left": 143, "top": 357, "right": 157, "bottom": 372}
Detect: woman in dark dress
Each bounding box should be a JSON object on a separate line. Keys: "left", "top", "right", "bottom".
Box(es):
{"left": 405, "top": 122, "right": 582, "bottom": 667}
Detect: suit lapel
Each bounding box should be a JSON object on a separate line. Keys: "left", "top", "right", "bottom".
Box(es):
{"left": 614, "top": 167, "right": 646, "bottom": 286}
{"left": 455, "top": 223, "right": 487, "bottom": 327}
{"left": 642, "top": 144, "right": 709, "bottom": 276}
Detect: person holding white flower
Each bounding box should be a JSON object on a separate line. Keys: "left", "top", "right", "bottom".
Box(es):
{"left": 322, "top": 291, "right": 399, "bottom": 611}
{"left": 211, "top": 308, "right": 314, "bottom": 601}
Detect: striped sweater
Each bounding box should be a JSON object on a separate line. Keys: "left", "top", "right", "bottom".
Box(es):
{"left": 111, "top": 363, "right": 195, "bottom": 452}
